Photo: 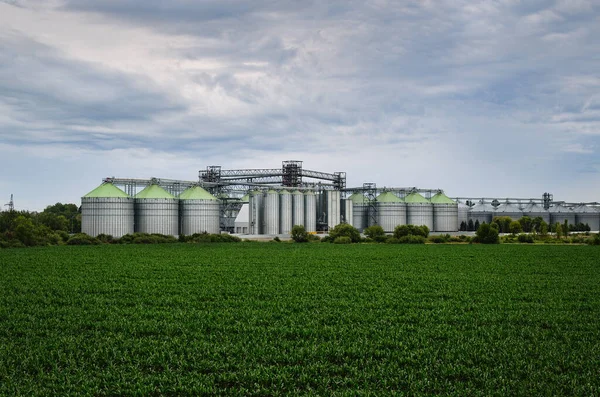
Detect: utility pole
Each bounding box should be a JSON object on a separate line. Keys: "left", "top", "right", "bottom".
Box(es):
{"left": 4, "top": 194, "right": 14, "bottom": 211}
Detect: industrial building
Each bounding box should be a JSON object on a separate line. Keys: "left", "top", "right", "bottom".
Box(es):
{"left": 81, "top": 161, "right": 600, "bottom": 237}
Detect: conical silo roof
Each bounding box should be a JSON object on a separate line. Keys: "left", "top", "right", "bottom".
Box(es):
{"left": 549, "top": 204, "right": 572, "bottom": 213}
{"left": 574, "top": 204, "right": 598, "bottom": 213}
{"left": 348, "top": 192, "right": 366, "bottom": 203}
{"left": 280, "top": 190, "right": 290, "bottom": 195}
{"left": 471, "top": 201, "right": 495, "bottom": 212}
{"left": 83, "top": 183, "right": 130, "bottom": 198}
{"left": 240, "top": 194, "right": 250, "bottom": 202}
{"left": 404, "top": 192, "right": 429, "bottom": 203}
{"left": 376, "top": 192, "right": 402, "bottom": 203}
{"left": 135, "top": 184, "right": 175, "bottom": 199}
{"left": 495, "top": 201, "right": 521, "bottom": 213}
{"left": 178, "top": 186, "right": 217, "bottom": 200}
{"left": 523, "top": 202, "right": 546, "bottom": 212}
{"left": 430, "top": 192, "right": 455, "bottom": 204}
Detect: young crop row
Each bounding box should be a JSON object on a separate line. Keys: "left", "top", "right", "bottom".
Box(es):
{"left": 1, "top": 244, "right": 599, "bottom": 395}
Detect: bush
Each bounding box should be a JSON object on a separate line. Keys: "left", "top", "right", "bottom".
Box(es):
{"left": 291, "top": 225, "right": 309, "bottom": 243}
{"left": 67, "top": 233, "right": 101, "bottom": 245}
{"left": 364, "top": 225, "right": 386, "bottom": 242}
{"left": 428, "top": 234, "right": 451, "bottom": 244}
{"left": 509, "top": 221, "right": 523, "bottom": 235}
{"left": 307, "top": 234, "right": 321, "bottom": 242}
{"left": 187, "top": 233, "right": 241, "bottom": 243}
{"left": 474, "top": 223, "right": 500, "bottom": 244}
{"left": 333, "top": 236, "right": 352, "bottom": 244}
{"left": 517, "top": 234, "right": 534, "bottom": 243}
{"left": 272, "top": 236, "right": 281, "bottom": 242}
{"left": 587, "top": 233, "right": 600, "bottom": 246}
{"left": 96, "top": 234, "right": 114, "bottom": 244}
{"left": 398, "top": 235, "right": 426, "bottom": 244}
{"left": 393, "top": 224, "right": 429, "bottom": 239}
{"left": 321, "top": 235, "right": 333, "bottom": 243}
{"left": 328, "top": 224, "right": 360, "bottom": 243}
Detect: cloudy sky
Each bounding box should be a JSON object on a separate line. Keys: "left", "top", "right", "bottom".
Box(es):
{"left": 1, "top": 0, "right": 599, "bottom": 210}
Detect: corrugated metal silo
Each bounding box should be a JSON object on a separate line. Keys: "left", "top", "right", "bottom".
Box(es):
{"left": 549, "top": 204, "right": 576, "bottom": 226}
{"left": 457, "top": 200, "right": 469, "bottom": 227}
{"left": 292, "top": 190, "right": 304, "bottom": 227}
{"left": 327, "top": 190, "right": 341, "bottom": 230}
{"left": 135, "top": 184, "right": 179, "bottom": 235}
{"left": 343, "top": 199, "right": 354, "bottom": 226}
{"left": 279, "top": 190, "right": 293, "bottom": 234}
{"left": 248, "top": 190, "right": 263, "bottom": 234}
{"left": 81, "top": 183, "right": 134, "bottom": 238}
{"left": 430, "top": 192, "right": 458, "bottom": 232}
{"left": 376, "top": 192, "right": 406, "bottom": 233}
{"left": 404, "top": 192, "right": 434, "bottom": 230}
{"left": 522, "top": 201, "right": 550, "bottom": 224}
{"left": 469, "top": 200, "right": 494, "bottom": 224}
{"left": 179, "top": 186, "right": 220, "bottom": 235}
{"left": 263, "top": 189, "right": 280, "bottom": 234}
{"left": 304, "top": 190, "right": 317, "bottom": 232}
{"left": 348, "top": 192, "right": 367, "bottom": 232}
{"left": 494, "top": 201, "right": 523, "bottom": 221}
{"left": 574, "top": 204, "right": 600, "bottom": 231}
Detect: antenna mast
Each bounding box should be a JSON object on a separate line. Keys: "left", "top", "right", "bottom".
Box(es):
{"left": 4, "top": 194, "right": 14, "bottom": 211}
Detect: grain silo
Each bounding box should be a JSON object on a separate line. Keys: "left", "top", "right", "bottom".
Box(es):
{"left": 304, "top": 190, "right": 317, "bottom": 232}
{"left": 347, "top": 192, "right": 367, "bottom": 232}
{"left": 179, "top": 185, "right": 220, "bottom": 235}
{"left": 522, "top": 201, "right": 550, "bottom": 224}
{"left": 469, "top": 200, "right": 495, "bottom": 225}
{"left": 376, "top": 192, "right": 406, "bottom": 233}
{"left": 327, "top": 190, "right": 341, "bottom": 230}
{"left": 263, "top": 189, "right": 280, "bottom": 234}
{"left": 292, "top": 190, "right": 304, "bottom": 227}
{"left": 574, "top": 204, "right": 600, "bottom": 231}
{"left": 248, "top": 190, "right": 263, "bottom": 234}
{"left": 81, "top": 183, "right": 134, "bottom": 238}
{"left": 404, "top": 191, "right": 433, "bottom": 230}
{"left": 494, "top": 201, "right": 523, "bottom": 221}
{"left": 430, "top": 192, "right": 458, "bottom": 232}
{"left": 549, "top": 204, "right": 576, "bottom": 226}
{"left": 279, "top": 190, "right": 293, "bottom": 234}
{"left": 457, "top": 200, "right": 470, "bottom": 228}
{"left": 135, "top": 184, "right": 179, "bottom": 235}
{"left": 343, "top": 199, "right": 354, "bottom": 226}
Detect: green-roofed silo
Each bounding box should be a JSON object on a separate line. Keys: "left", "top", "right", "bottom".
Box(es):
{"left": 134, "top": 183, "right": 179, "bottom": 235}
{"left": 376, "top": 192, "right": 406, "bottom": 232}
{"left": 179, "top": 186, "right": 220, "bottom": 235}
{"left": 279, "top": 190, "right": 292, "bottom": 234}
{"left": 430, "top": 191, "right": 458, "bottom": 232}
{"left": 404, "top": 191, "right": 434, "bottom": 230}
{"left": 81, "top": 183, "right": 134, "bottom": 238}
{"left": 347, "top": 192, "right": 367, "bottom": 231}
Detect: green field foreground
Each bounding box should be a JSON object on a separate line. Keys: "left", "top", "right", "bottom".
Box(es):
{"left": 1, "top": 244, "right": 599, "bottom": 396}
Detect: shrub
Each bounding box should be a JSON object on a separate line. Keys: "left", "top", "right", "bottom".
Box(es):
{"left": 364, "top": 225, "right": 386, "bottom": 242}
{"left": 272, "top": 236, "right": 281, "bottom": 242}
{"left": 509, "top": 221, "right": 522, "bottom": 235}
{"left": 333, "top": 236, "right": 352, "bottom": 244}
{"left": 328, "top": 224, "right": 360, "bottom": 243}
{"left": 587, "top": 233, "right": 600, "bottom": 246}
{"left": 291, "top": 225, "right": 309, "bottom": 243}
{"left": 474, "top": 223, "right": 500, "bottom": 244}
{"left": 398, "top": 235, "right": 426, "bottom": 244}
{"left": 428, "top": 234, "right": 451, "bottom": 244}
{"left": 517, "top": 234, "right": 534, "bottom": 243}
{"left": 96, "top": 234, "right": 113, "bottom": 244}
{"left": 321, "top": 235, "right": 333, "bottom": 243}
{"left": 67, "top": 233, "right": 101, "bottom": 245}
{"left": 385, "top": 237, "right": 401, "bottom": 244}
{"left": 187, "top": 233, "right": 241, "bottom": 243}
{"left": 393, "top": 224, "right": 429, "bottom": 239}
{"left": 307, "top": 234, "right": 321, "bottom": 242}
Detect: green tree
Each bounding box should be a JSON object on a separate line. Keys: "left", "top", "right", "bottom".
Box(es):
{"left": 563, "top": 219, "right": 569, "bottom": 238}
{"left": 467, "top": 219, "right": 474, "bottom": 231}
{"left": 291, "top": 225, "right": 309, "bottom": 243}
{"left": 509, "top": 221, "right": 523, "bottom": 235}
{"left": 540, "top": 221, "right": 548, "bottom": 236}
{"left": 364, "top": 225, "right": 386, "bottom": 242}
{"left": 329, "top": 223, "right": 360, "bottom": 243}
{"left": 474, "top": 219, "right": 480, "bottom": 231}
{"left": 393, "top": 224, "right": 429, "bottom": 239}
{"left": 555, "top": 223, "right": 563, "bottom": 239}
{"left": 519, "top": 216, "right": 532, "bottom": 233}
{"left": 475, "top": 223, "right": 499, "bottom": 244}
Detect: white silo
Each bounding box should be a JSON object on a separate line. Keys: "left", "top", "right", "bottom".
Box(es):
{"left": 304, "top": 190, "right": 317, "bottom": 232}
{"left": 549, "top": 204, "right": 576, "bottom": 226}
{"left": 248, "top": 190, "right": 263, "bottom": 234}
{"left": 81, "top": 183, "right": 134, "bottom": 238}
{"left": 494, "top": 201, "right": 523, "bottom": 221}
{"left": 292, "top": 190, "right": 304, "bottom": 227}
{"left": 263, "top": 189, "right": 280, "bottom": 234}
{"left": 574, "top": 204, "right": 600, "bottom": 231}
{"left": 376, "top": 191, "right": 406, "bottom": 233}
{"left": 347, "top": 192, "right": 367, "bottom": 232}
{"left": 279, "top": 190, "right": 293, "bottom": 234}
{"left": 135, "top": 184, "right": 179, "bottom": 235}
{"left": 469, "top": 200, "right": 495, "bottom": 225}
{"left": 327, "top": 190, "right": 341, "bottom": 230}
{"left": 522, "top": 201, "right": 550, "bottom": 224}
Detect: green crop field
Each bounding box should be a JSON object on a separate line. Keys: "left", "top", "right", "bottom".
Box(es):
{"left": 1, "top": 243, "right": 599, "bottom": 396}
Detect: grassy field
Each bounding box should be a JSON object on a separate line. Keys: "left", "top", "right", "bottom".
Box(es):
{"left": 1, "top": 243, "right": 599, "bottom": 396}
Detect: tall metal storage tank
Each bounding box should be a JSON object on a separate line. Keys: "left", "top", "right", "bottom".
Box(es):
{"left": 81, "top": 183, "right": 134, "bottom": 238}
{"left": 263, "top": 189, "right": 280, "bottom": 234}
{"left": 327, "top": 190, "right": 341, "bottom": 230}
{"left": 348, "top": 192, "right": 367, "bottom": 232}
{"left": 469, "top": 200, "right": 494, "bottom": 224}
{"left": 522, "top": 201, "right": 550, "bottom": 224}
{"left": 248, "top": 190, "right": 263, "bottom": 234}
{"left": 376, "top": 192, "right": 406, "bottom": 233}
{"left": 304, "top": 190, "right": 317, "bottom": 232}
{"left": 549, "top": 204, "right": 576, "bottom": 226}
{"left": 292, "top": 190, "right": 304, "bottom": 227}
{"left": 430, "top": 192, "right": 458, "bottom": 232}
{"left": 404, "top": 192, "right": 433, "bottom": 230}
{"left": 179, "top": 186, "right": 220, "bottom": 235}
{"left": 574, "top": 204, "right": 600, "bottom": 231}
{"left": 494, "top": 201, "right": 523, "bottom": 221}
{"left": 279, "top": 190, "right": 293, "bottom": 234}
{"left": 343, "top": 199, "right": 354, "bottom": 226}
{"left": 135, "top": 184, "right": 179, "bottom": 235}
{"left": 457, "top": 200, "right": 469, "bottom": 227}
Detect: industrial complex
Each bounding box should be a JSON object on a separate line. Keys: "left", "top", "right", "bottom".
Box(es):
{"left": 81, "top": 161, "right": 600, "bottom": 238}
